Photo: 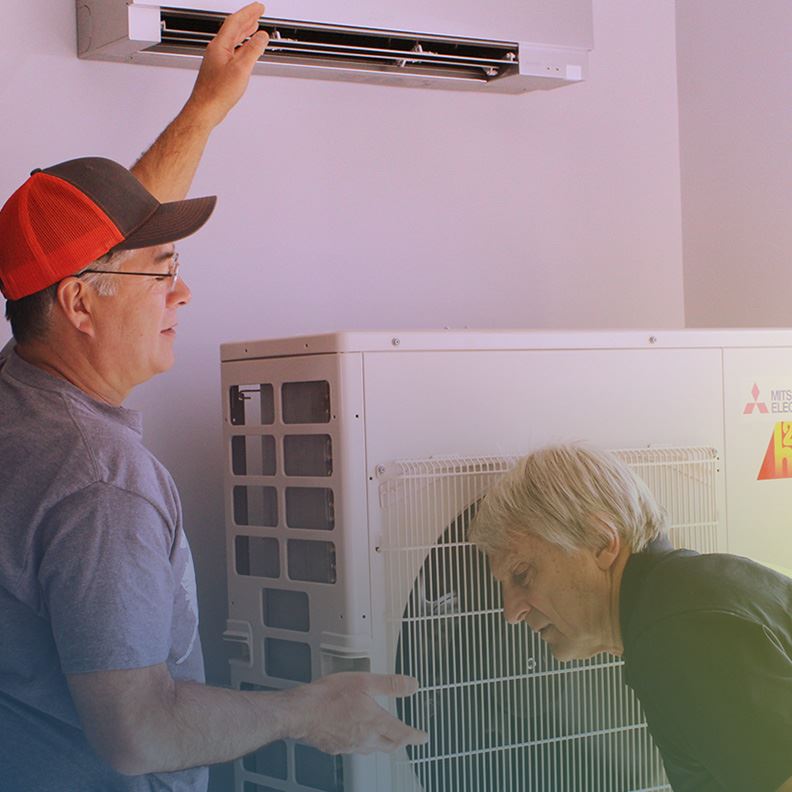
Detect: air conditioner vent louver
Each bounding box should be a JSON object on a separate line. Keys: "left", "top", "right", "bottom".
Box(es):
{"left": 78, "top": 2, "right": 589, "bottom": 93}
{"left": 155, "top": 8, "right": 521, "bottom": 83}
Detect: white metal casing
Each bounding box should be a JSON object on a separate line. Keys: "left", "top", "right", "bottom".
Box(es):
{"left": 76, "top": 0, "right": 592, "bottom": 93}
{"left": 220, "top": 329, "right": 792, "bottom": 791}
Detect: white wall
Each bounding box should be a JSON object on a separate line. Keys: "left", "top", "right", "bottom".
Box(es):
{"left": 678, "top": 0, "right": 792, "bottom": 326}
{"left": 0, "top": 0, "right": 683, "bottom": 696}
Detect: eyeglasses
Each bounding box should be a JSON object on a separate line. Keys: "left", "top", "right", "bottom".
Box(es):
{"left": 77, "top": 252, "right": 181, "bottom": 291}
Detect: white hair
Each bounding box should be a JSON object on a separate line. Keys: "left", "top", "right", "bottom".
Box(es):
{"left": 74, "top": 248, "right": 134, "bottom": 296}
{"left": 468, "top": 444, "right": 668, "bottom": 556}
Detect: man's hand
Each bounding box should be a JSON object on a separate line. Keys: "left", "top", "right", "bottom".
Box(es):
{"left": 291, "top": 672, "right": 430, "bottom": 755}
{"left": 185, "top": 2, "right": 270, "bottom": 128}
{"left": 131, "top": 3, "right": 269, "bottom": 201}
{"left": 68, "top": 665, "right": 427, "bottom": 775}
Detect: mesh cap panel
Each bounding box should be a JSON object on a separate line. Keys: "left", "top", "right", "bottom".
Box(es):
{"left": 0, "top": 174, "right": 122, "bottom": 299}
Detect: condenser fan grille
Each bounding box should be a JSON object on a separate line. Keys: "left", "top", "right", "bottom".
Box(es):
{"left": 381, "top": 449, "right": 719, "bottom": 791}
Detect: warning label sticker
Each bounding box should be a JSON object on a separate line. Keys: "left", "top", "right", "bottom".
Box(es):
{"left": 758, "top": 422, "right": 792, "bottom": 480}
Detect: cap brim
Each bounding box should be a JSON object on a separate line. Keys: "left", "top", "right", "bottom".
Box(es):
{"left": 114, "top": 195, "right": 217, "bottom": 250}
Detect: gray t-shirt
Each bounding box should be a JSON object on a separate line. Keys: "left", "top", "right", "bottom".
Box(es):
{"left": 0, "top": 350, "right": 208, "bottom": 791}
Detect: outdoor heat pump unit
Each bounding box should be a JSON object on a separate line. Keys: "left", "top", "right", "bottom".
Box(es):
{"left": 77, "top": 0, "right": 591, "bottom": 93}
{"left": 220, "top": 329, "right": 792, "bottom": 792}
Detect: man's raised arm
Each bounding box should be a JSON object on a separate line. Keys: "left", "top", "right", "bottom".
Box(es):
{"left": 131, "top": 2, "right": 269, "bottom": 201}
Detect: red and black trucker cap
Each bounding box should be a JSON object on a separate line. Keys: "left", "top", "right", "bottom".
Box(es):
{"left": 0, "top": 157, "right": 217, "bottom": 300}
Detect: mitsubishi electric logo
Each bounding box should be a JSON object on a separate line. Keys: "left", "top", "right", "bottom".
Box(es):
{"left": 743, "top": 383, "right": 792, "bottom": 415}
{"left": 744, "top": 383, "right": 769, "bottom": 414}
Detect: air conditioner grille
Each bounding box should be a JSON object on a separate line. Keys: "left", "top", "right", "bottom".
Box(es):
{"left": 155, "top": 8, "right": 520, "bottom": 81}
{"left": 383, "top": 448, "right": 719, "bottom": 791}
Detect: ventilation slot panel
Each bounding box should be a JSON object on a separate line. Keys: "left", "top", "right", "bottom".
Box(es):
{"left": 155, "top": 8, "right": 520, "bottom": 83}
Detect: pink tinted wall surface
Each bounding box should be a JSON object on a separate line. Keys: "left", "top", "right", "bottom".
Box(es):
{"left": 0, "top": 0, "right": 683, "bottom": 697}
{"left": 678, "top": 0, "right": 792, "bottom": 327}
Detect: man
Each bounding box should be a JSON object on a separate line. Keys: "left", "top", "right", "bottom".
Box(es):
{"left": 0, "top": 5, "right": 425, "bottom": 791}
{"left": 469, "top": 444, "right": 792, "bottom": 792}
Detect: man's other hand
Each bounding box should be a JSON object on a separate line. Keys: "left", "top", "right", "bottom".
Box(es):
{"left": 186, "top": 2, "right": 270, "bottom": 128}
{"left": 292, "top": 672, "right": 430, "bottom": 755}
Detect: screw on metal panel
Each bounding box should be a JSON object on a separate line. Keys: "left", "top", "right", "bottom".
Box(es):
{"left": 391, "top": 337, "right": 401, "bottom": 346}
{"left": 375, "top": 465, "right": 386, "bottom": 477}
{"left": 649, "top": 336, "right": 658, "bottom": 345}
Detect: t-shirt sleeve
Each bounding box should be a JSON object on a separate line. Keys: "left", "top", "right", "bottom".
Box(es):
{"left": 37, "top": 482, "right": 176, "bottom": 674}
{"left": 629, "top": 610, "right": 792, "bottom": 792}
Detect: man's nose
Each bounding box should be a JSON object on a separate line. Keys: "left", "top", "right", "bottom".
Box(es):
{"left": 502, "top": 584, "right": 530, "bottom": 625}
{"left": 171, "top": 275, "right": 191, "bottom": 306}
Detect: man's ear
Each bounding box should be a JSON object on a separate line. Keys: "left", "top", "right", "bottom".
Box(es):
{"left": 56, "top": 278, "right": 97, "bottom": 337}
{"left": 593, "top": 517, "right": 621, "bottom": 570}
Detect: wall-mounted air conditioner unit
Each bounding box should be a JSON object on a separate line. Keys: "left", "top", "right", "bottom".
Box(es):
{"left": 77, "top": 0, "right": 592, "bottom": 93}
{"left": 219, "top": 329, "right": 792, "bottom": 792}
